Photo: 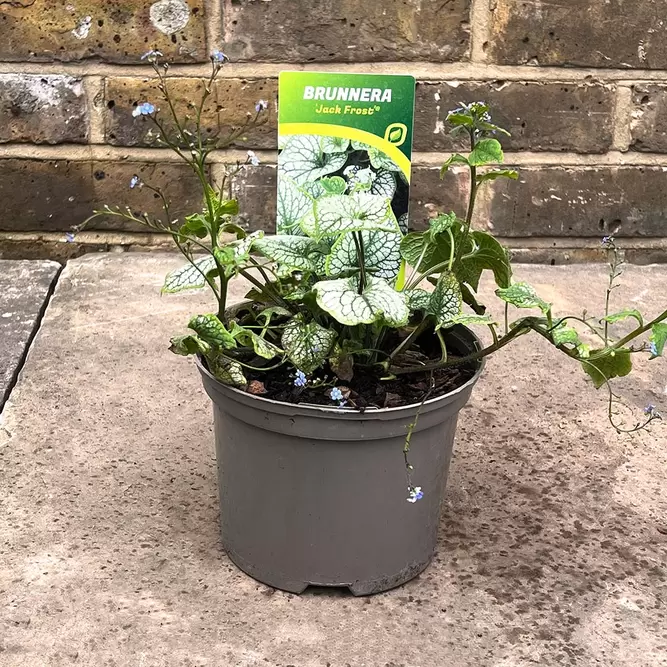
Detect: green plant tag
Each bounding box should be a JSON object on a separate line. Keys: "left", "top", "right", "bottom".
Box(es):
{"left": 278, "top": 71, "right": 415, "bottom": 234}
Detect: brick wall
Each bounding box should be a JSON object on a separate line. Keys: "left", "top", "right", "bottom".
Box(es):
{"left": 1, "top": 0, "right": 666, "bottom": 263}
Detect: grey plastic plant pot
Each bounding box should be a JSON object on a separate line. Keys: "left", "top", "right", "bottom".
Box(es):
{"left": 196, "top": 325, "right": 483, "bottom": 596}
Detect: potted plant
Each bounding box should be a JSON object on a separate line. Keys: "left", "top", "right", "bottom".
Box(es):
{"left": 77, "top": 53, "right": 666, "bottom": 595}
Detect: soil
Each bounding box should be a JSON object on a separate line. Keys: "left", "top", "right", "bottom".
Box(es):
{"left": 245, "top": 361, "right": 477, "bottom": 410}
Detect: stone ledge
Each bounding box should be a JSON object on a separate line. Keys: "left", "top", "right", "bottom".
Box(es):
{"left": 0, "top": 254, "right": 665, "bottom": 665}
{"left": 0, "top": 259, "right": 60, "bottom": 411}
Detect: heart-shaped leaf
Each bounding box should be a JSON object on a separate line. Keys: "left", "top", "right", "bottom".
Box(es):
{"left": 209, "top": 354, "right": 247, "bottom": 387}
{"left": 325, "top": 230, "right": 402, "bottom": 281}
{"left": 496, "top": 282, "right": 551, "bottom": 313}
{"left": 313, "top": 275, "right": 409, "bottom": 327}
{"left": 277, "top": 176, "right": 314, "bottom": 234}
{"left": 301, "top": 193, "right": 399, "bottom": 240}
{"left": 469, "top": 138, "right": 504, "bottom": 166}
{"left": 582, "top": 349, "right": 632, "bottom": 389}
{"left": 230, "top": 323, "right": 282, "bottom": 359}
{"left": 428, "top": 271, "right": 462, "bottom": 329}
{"left": 188, "top": 314, "right": 237, "bottom": 350}
{"left": 162, "top": 256, "right": 217, "bottom": 294}
{"left": 281, "top": 318, "right": 337, "bottom": 374}
{"left": 369, "top": 169, "right": 397, "bottom": 200}
{"left": 254, "top": 235, "right": 326, "bottom": 273}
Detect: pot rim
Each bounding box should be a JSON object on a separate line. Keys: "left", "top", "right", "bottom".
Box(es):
{"left": 195, "top": 325, "right": 485, "bottom": 417}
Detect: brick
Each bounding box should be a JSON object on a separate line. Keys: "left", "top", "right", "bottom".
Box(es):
{"left": 104, "top": 77, "right": 277, "bottom": 149}
{"left": 222, "top": 0, "right": 470, "bottom": 62}
{"left": 415, "top": 81, "right": 614, "bottom": 154}
{"left": 0, "top": 159, "right": 204, "bottom": 232}
{"left": 489, "top": 0, "right": 667, "bottom": 68}
{"left": 0, "top": 74, "right": 87, "bottom": 144}
{"left": 630, "top": 85, "right": 667, "bottom": 152}
{"left": 0, "top": 0, "right": 206, "bottom": 64}
{"left": 488, "top": 167, "right": 667, "bottom": 237}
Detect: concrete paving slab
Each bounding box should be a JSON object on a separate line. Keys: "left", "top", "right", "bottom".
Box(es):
{"left": 1, "top": 253, "right": 666, "bottom": 666}
{"left": 0, "top": 259, "right": 60, "bottom": 411}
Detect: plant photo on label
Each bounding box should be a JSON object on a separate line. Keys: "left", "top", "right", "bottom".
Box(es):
{"left": 74, "top": 57, "right": 666, "bottom": 595}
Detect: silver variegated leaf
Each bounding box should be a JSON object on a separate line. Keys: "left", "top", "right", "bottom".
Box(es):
{"left": 188, "top": 314, "right": 237, "bottom": 350}
{"left": 279, "top": 135, "right": 347, "bottom": 185}
{"left": 301, "top": 192, "right": 399, "bottom": 240}
{"left": 496, "top": 282, "right": 551, "bottom": 313}
{"left": 281, "top": 318, "right": 337, "bottom": 374}
{"left": 407, "top": 288, "right": 431, "bottom": 311}
{"left": 209, "top": 354, "right": 247, "bottom": 387}
{"left": 254, "top": 235, "right": 325, "bottom": 273}
{"left": 277, "top": 177, "right": 313, "bottom": 234}
{"left": 398, "top": 212, "right": 409, "bottom": 233}
{"left": 325, "top": 230, "right": 402, "bottom": 280}
{"left": 428, "top": 271, "right": 462, "bottom": 329}
{"left": 370, "top": 169, "right": 397, "bottom": 200}
{"left": 162, "top": 256, "right": 217, "bottom": 294}
{"left": 313, "top": 275, "right": 409, "bottom": 327}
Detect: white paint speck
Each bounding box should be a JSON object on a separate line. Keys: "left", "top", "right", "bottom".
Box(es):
{"left": 149, "top": 0, "right": 190, "bottom": 35}
{"left": 2, "top": 312, "right": 13, "bottom": 318}
{"left": 71, "top": 15, "right": 92, "bottom": 40}
{"left": 434, "top": 91, "right": 441, "bottom": 102}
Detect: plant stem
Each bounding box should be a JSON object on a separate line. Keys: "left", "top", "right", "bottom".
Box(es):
{"left": 453, "top": 128, "right": 477, "bottom": 266}
{"left": 353, "top": 231, "right": 367, "bottom": 294}
{"left": 389, "top": 318, "right": 431, "bottom": 361}
{"left": 390, "top": 321, "right": 530, "bottom": 375}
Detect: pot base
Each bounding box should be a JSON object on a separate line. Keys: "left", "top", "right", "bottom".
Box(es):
{"left": 225, "top": 544, "right": 433, "bottom": 596}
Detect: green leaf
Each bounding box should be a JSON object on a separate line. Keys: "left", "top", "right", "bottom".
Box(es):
{"left": 582, "top": 349, "right": 633, "bottom": 389}
{"left": 445, "top": 112, "right": 474, "bottom": 127}
{"left": 468, "top": 138, "right": 504, "bottom": 167}
{"left": 180, "top": 213, "right": 209, "bottom": 239}
{"left": 254, "top": 235, "right": 326, "bottom": 273}
{"left": 428, "top": 271, "right": 463, "bottom": 329}
{"left": 476, "top": 169, "right": 519, "bottom": 184}
{"left": 496, "top": 282, "right": 551, "bottom": 314}
{"left": 369, "top": 169, "right": 397, "bottom": 200}
{"left": 577, "top": 343, "right": 591, "bottom": 359}
{"left": 400, "top": 232, "right": 452, "bottom": 272}
{"left": 429, "top": 212, "right": 457, "bottom": 237}
{"left": 301, "top": 193, "right": 399, "bottom": 240}
{"left": 602, "top": 309, "right": 644, "bottom": 326}
{"left": 281, "top": 318, "right": 337, "bottom": 374}
{"left": 319, "top": 176, "right": 347, "bottom": 195}
{"left": 257, "top": 306, "right": 292, "bottom": 324}
{"left": 439, "top": 153, "right": 469, "bottom": 177}
{"left": 169, "top": 334, "right": 210, "bottom": 356}
{"left": 208, "top": 354, "right": 247, "bottom": 388}
{"left": 650, "top": 323, "right": 667, "bottom": 358}
{"left": 407, "top": 288, "right": 431, "bottom": 311}
{"left": 279, "top": 135, "right": 347, "bottom": 184}
{"left": 188, "top": 314, "right": 237, "bottom": 350}
{"left": 313, "top": 275, "right": 409, "bottom": 327}
{"left": 457, "top": 231, "right": 512, "bottom": 290}
{"left": 230, "top": 323, "right": 282, "bottom": 359}
{"left": 325, "top": 230, "right": 402, "bottom": 281}
{"left": 277, "top": 177, "right": 314, "bottom": 234}
{"left": 445, "top": 314, "right": 494, "bottom": 327}
{"left": 551, "top": 323, "right": 581, "bottom": 346}
{"left": 162, "top": 256, "right": 217, "bottom": 294}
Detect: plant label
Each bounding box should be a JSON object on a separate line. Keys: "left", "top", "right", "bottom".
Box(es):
{"left": 277, "top": 71, "right": 416, "bottom": 235}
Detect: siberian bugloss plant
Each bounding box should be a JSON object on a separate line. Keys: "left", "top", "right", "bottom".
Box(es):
{"left": 77, "top": 56, "right": 665, "bottom": 500}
